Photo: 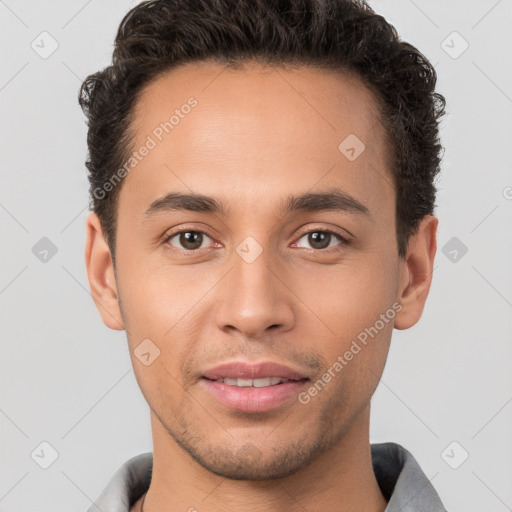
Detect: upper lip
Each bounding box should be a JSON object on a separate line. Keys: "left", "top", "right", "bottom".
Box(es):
{"left": 202, "top": 361, "right": 310, "bottom": 381}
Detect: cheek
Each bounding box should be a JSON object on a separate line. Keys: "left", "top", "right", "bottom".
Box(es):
{"left": 292, "top": 256, "right": 396, "bottom": 393}
{"left": 126, "top": 328, "right": 194, "bottom": 416}
{"left": 128, "top": 358, "right": 190, "bottom": 428}
{"left": 301, "top": 319, "right": 392, "bottom": 421}
{"left": 292, "top": 252, "right": 398, "bottom": 329}
{"left": 116, "top": 255, "right": 202, "bottom": 334}
{"left": 117, "top": 266, "right": 209, "bottom": 384}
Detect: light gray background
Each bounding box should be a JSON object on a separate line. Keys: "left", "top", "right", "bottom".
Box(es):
{"left": 1, "top": 1, "right": 511, "bottom": 511}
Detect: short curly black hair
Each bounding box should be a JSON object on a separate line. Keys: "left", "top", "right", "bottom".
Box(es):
{"left": 79, "top": 0, "right": 446, "bottom": 264}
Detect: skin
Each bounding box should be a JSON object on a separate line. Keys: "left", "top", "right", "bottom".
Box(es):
{"left": 85, "top": 60, "right": 437, "bottom": 512}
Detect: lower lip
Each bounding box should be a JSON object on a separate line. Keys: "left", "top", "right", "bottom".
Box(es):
{"left": 201, "top": 378, "right": 309, "bottom": 412}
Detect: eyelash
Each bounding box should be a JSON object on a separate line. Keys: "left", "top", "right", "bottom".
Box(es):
{"left": 162, "top": 227, "right": 349, "bottom": 254}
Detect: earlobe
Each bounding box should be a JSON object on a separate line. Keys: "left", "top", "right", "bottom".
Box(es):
{"left": 84, "top": 211, "right": 125, "bottom": 330}
{"left": 394, "top": 215, "right": 438, "bottom": 330}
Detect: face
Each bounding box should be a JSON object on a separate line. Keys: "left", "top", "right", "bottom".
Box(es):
{"left": 88, "top": 61, "right": 419, "bottom": 480}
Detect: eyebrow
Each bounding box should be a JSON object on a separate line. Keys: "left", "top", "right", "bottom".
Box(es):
{"left": 143, "top": 188, "right": 370, "bottom": 219}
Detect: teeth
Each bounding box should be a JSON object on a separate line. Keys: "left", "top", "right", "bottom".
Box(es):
{"left": 219, "top": 377, "right": 290, "bottom": 387}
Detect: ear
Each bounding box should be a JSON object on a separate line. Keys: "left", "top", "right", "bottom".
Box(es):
{"left": 84, "top": 211, "right": 125, "bottom": 330}
{"left": 394, "top": 215, "right": 438, "bottom": 330}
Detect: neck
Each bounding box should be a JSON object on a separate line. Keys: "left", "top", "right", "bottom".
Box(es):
{"left": 141, "top": 404, "right": 387, "bottom": 512}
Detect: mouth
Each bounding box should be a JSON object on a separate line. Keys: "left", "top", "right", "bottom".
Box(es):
{"left": 200, "top": 376, "right": 310, "bottom": 412}
{"left": 203, "top": 376, "right": 308, "bottom": 387}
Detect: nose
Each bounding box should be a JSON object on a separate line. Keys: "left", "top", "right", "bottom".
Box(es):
{"left": 214, "top": 242, "right": 295, "bottom": 340}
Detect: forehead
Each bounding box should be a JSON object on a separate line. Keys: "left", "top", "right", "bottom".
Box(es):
{"left": 122, "top": 61, "right": 394, "bottom": 219}
{"left": 134, "top": 60, "right": 387, "bottom": 147}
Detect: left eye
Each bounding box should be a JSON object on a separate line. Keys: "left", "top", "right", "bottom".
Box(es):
{"left": 294, "top": 230, "right": 347, "bottom": 250}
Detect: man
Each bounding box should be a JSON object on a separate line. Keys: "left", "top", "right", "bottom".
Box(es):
{"left": 81, "top": 0, "right": 447, "bottom": 510}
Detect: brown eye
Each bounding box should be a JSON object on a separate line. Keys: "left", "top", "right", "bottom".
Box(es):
{"left": 166, "top": 231, "right": 210, "bottom": 250}
{"left": 309, "top": 232, "right": 331, "bottom": 249}
{"left": 295, "top": 230, "right": 347, "bottom": 250}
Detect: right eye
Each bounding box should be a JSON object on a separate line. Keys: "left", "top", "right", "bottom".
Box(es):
{"left": 164, "top": 230, "right": 215, "bottom": 252}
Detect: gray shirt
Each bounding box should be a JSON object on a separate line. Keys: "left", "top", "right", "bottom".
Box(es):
{"left": 87, "top": 442, "right": 447, "bottom": 512}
